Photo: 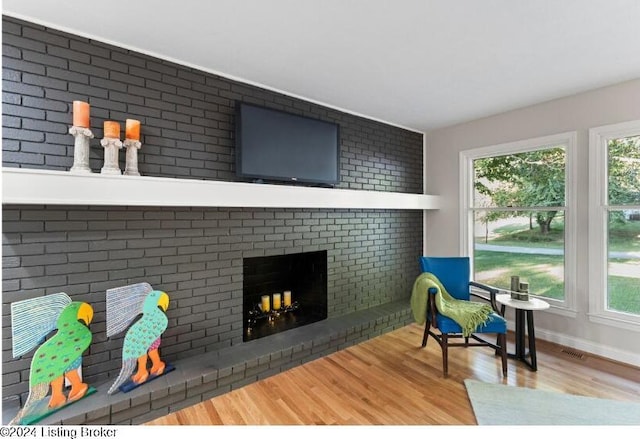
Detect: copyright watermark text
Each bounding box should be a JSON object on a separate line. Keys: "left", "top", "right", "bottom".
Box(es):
{"left": 0, "top": 427, "right": 118, "bottom": 438}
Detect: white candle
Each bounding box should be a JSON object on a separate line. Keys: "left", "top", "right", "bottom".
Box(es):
{"left": 261, "top": 295, "right": 270, "bottom": 313}
{"left": 283, "top": 291, "right": 292, "bottom": 307}
{"left": 273, "top": 293, "right": 281, "bottom": 310}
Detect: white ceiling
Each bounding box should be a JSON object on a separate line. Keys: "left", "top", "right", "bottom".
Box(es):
{"left": 4, "top": 0, "right": 640, "bottom": 132}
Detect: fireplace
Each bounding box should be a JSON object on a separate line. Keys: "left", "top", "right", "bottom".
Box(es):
{"left": 243, "top": 250, "right": 328, "bottom": 342}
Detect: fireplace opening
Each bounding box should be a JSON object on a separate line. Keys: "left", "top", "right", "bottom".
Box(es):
{"left": 242, "top": 250, "right": 328, "bottom": 342}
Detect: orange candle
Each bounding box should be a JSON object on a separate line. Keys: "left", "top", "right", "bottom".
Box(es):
{"left": 103, "top": 121, "right": 120, "bottom": 139}
{"left": 73, "top": 101, "right": 90, "bottom": 128}
{"left": 125, "top": 119, "right": 141, "bottom": 140}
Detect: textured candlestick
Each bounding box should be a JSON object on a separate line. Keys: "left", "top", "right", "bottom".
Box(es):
{"left": 123, "top": 139, "right": 142, "bottom": 176}
{"left": 69, "top": 125, "right": 94, "bottom": 174}
{"left": 100, "top": 137, "right": 123, "bottom": 175}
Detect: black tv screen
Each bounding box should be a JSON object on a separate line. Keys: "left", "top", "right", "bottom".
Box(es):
{"left": 235, "top": 102, "right": 340, "bottom": 186}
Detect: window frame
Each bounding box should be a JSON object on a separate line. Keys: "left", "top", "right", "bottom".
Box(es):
{"left": 588, "top": 120, "right": 640, "bottom": 331}
{"left": 460, "top": 132, "right": 577, "bottom": 316}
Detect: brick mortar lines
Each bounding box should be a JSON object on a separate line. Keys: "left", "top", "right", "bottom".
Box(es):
{"left": 2, "top": 206, "right": 422, "bottom": 403}
{"left": 1, "top": 15, "right": 424, "bottom": 412}
{"left": 2, "top": 16, "right": 423, "bottom": 193}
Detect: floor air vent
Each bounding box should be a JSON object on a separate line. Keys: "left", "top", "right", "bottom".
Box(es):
{"left": 561, "top": 348, "right": 586, "bottom": 360}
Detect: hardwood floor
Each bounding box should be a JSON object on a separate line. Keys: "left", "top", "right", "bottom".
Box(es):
{"left": 146, "top": 323, "right": 640, "bottom": 425}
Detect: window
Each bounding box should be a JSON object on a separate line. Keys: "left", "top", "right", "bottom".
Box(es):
{"left": 460, "top": 132, "right": 576, "bottom": 312}
{"left": 589, "top": 121, "right": 640, "bottom": 330}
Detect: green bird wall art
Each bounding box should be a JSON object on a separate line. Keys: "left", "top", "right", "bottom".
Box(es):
{"left": 9, "top": 293, "right": 94, "bottom": 425}
{"left": 106, "top": 282, "right": 170, "bottom": 394}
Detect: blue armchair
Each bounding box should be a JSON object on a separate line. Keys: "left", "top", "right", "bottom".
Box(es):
{"left": 419, "top": 256, "right": 508, "bottom": 377}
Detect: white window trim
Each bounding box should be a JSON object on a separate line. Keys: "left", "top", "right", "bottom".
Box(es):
{"left": 460, "top": 132, "right": 577, "bottom": 315}
{"left": 588, "top": 120, "right": 640, "bottom": 331}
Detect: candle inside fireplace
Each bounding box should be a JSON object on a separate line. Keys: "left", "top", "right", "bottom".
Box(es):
{"left": 273, "top": 293, "right": 281, "bottom": 310}
{"left": 104, "top": 121, "right": 120, "bottom": 139}
{"left": 283, "top": 291, "right": 292, "bottom": 307}
{"left": 73, "top": 101, "right": 90, "bottom": 128}
{"left": 261, "top": 295, "right": 270, "bottom": 313}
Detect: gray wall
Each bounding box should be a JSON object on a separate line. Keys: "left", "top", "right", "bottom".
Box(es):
{"left": 2, "top": 17, "right": 422, "bottom": 192}
{"left": 1, "top": 16, "right": 423, "bottom": 402}
{"left": 425, "top": 78, "right": 640, "bottom": 365}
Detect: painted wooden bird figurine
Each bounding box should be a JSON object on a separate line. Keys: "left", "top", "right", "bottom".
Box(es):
{"left": 10, "top": 293, "right": 93, "bottom": 425}
{"left": 106, "top": 282, "right": 170, "bottom": 394}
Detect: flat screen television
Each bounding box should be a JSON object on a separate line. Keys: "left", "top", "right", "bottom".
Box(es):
{"left": 235, "top": 102, "right": 340, "bottom": 186}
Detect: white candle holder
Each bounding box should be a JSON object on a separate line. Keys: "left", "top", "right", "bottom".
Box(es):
{"left": 69, "top": 126, "right": 94, "bottom": 174}
{"left": 100, "top": 137, "right": 123, "bottom": 175}
{"left": 123, "top": 139, "right": 142, "bottom": 176}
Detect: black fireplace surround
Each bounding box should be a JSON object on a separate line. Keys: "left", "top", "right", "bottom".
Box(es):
{"left": 243, "top": 250, "right": 328, "bottom": 341}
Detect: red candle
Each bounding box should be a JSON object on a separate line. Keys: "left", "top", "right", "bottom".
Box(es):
{"left": 103, "top": 121, "right": 120, "bottom": 139}
{"left": 73, "top": 101, "right": 90, "bottom": 128}
{"left": 125, "top": 119, "right": 141, "bottom": 140}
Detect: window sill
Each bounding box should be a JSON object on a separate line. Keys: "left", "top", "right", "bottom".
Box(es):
{"left": 588, "top": 312, "right": 640, "bottom": 332}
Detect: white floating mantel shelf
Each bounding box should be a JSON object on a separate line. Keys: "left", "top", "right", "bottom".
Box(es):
{"left": 2, "top": 168, "right": 441, "bottom": 210}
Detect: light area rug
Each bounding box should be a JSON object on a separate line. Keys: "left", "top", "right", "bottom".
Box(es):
{"left": 464, "top": 379, "right": 640, "bottom": 425}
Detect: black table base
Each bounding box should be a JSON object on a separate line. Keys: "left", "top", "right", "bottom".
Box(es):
{"left": 500, "top": 305, "right": 539, "bottom": 371}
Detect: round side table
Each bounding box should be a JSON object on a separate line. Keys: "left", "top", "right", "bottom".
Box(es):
{"left": 495, "top": 295, "right": 550, "bottom": 371}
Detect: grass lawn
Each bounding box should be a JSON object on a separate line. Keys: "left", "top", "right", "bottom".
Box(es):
{"left": 608, "top": 276, "right": 640, "bottom": 314}
{"left": 473, "top": 251, "right": 564, "bottom": 299}
{"left": 609, "top": 220, "right": 640, "bottom": 252}
{"left": 474, "top": 250, "right": 640, "bottom": 314}
{"left": 489, "top": 224, "right": 564, "bottom": 249}
{"left": 474, "top": 217, "right": 639, "bottom": 314}
{"left": 477, "top": 217, "right": 640, "bottom": 252}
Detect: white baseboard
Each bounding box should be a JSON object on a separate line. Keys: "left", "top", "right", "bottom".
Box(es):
{"left": 505, "top": 323, "right": 640, "bottom": 368}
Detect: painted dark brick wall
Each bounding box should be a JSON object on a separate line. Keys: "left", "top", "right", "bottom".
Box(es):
{"left": 1, "top": 16, "right": 424, "bottom": 404}
{"left": 2, "top": 16, "right": 422, "bottom": 193}
{"left": 2, "top": 206, "right": 422, "bottom": 402}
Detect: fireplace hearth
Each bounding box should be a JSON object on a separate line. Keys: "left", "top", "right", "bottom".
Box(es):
{"left": 242, "top": 250, "right": 328, "bottom": 342}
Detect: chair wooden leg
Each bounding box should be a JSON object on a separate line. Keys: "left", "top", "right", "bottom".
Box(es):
{"left": 499, "top": 333, "right": 508, "bottom": 376}
{"left": 441, "top": 333, "right": 448, "bottom": 377}
{"left": 421, "top": 322, "right": 429, "bottom": 347}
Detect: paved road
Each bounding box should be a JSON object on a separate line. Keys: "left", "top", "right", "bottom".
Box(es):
{"left": 476, "top": 243, "right": 640, "bottom": 259}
